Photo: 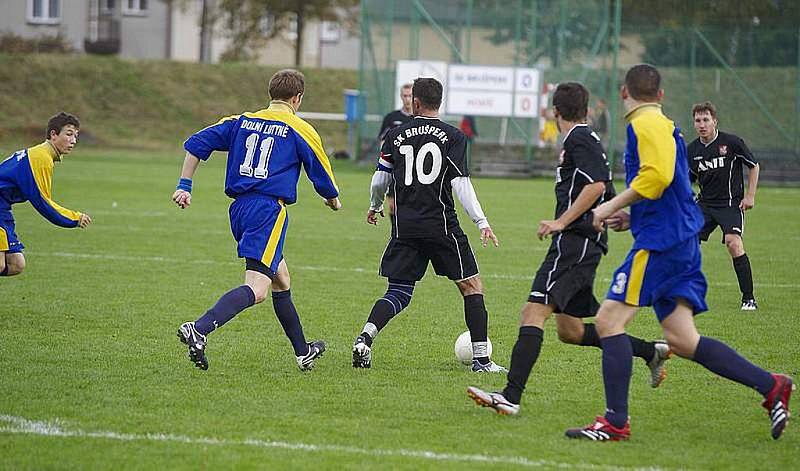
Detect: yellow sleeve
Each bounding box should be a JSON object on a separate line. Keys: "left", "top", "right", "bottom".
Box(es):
{"left": 290, "top": 117, "right": 338, "bottom": 190}
{"left": 29, "top": 155, "right": 82, "bottom": 221}
{"left": 629, "top": 118, "right": 676, "bottom": 200}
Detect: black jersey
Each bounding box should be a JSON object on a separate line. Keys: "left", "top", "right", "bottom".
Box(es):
{"left": 379, "top": 116, "right": 469, "bottom": 238}
{"left": 687, "top": 131, "right": 757, "bottom": 208}
{"left": 378, "top": 110, "right": 414, "bottom": 142}
{"left": 554, "top": 124, "right": 614, "bottom": 249}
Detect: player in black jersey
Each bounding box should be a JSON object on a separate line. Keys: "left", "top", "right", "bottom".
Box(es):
{"left": 378, "top": 83, "right": 414, "bottom": 145}
{"left": 351, "top": 77, "right": 505, "bottom": 373}
{"left": 467, "top": 83, "right": 670, "bottom": 415}
{"left": 687, "top": 101, "right": 760, "bottom": 311}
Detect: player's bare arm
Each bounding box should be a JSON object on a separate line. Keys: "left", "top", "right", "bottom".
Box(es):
{"left": 538, "top": 181, "right": 605, "bottom": 240}
{"left": 740, "top": 162, "right": 760, "bottom": 211}
{"left": 172, "top": 152, "right": 201, "bottom": 209}
{"left": 606, "top": 209, "right": 630, "bottom": 231}
{"left": 592, "top": 187, "right": 644, "bottom": 232}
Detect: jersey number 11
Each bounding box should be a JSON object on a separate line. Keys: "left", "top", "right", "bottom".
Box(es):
{"left": 240, "top": 133, "right": 275, "bottom": 179}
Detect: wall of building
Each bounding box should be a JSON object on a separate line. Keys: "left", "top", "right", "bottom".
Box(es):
{"left": 118, "top": 1, "right": 169, "bottom": 59}
{"left": 0, "top": 1, "right": 89, "bottom": 52}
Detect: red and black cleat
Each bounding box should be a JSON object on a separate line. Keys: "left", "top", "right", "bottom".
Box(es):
{"left": 565, "top": 415, "right": 630, "bottom": 441}
{"left": 762, "top": 374, "right": 795, "bottom": 440}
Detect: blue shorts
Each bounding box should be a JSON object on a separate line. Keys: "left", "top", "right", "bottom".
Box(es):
{"left": 606, "top": 237, "right": 708, "bottom": 321}
{"left": 0, "top": 212, "right": 24, "bottom": 253}
{"left": 229, "top": 195, "right": 288, "bottom": 275}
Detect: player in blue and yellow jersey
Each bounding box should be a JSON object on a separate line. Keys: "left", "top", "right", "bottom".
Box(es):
{"left": 566, "top": 64, "right": 793, "bottom": 441}
{"left": 173, "top": 69, "right": 341, "bottom": 372}
{"left": 0, "top": 112, "right": 92, "bottom": 277}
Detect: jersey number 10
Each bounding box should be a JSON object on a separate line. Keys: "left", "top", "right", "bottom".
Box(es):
{"left": 240, "top": 133, "right": 275, "bottom": 179}
{"left": 399, "top": 142, "right": 442, "bottom": 185}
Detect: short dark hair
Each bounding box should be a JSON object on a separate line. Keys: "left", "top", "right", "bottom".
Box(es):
{"left": 552, "top": 82, "right": 589, "bottom": 121}
{"left": 46, "top": 112, "right": 80, "bottom": 140}
{"left": 692, "top": 101, "right": 717, "bottom": 120}
{"left": 624, "top": 64, "right": 661, "bottom": 101}
{"left": 269, "top": 69, "right": 305, "bottom": 100}
{"left": 412, "top": 77, "right": 443, "bottom": 110}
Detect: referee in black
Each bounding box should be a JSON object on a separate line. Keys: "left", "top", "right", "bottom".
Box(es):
{"left": 687, "top": 101, "right": 760, "bottom": 311}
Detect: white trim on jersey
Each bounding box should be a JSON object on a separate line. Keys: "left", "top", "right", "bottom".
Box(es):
{"left": 728, "top": 163, "right": 734, "bottom": 207}
{"left": 577, "top": 238, "right": 589, "bottom": 264}
{"left": 447, "top": 156, "right": 464, "bottom": 176}
{"left": 563, "top": 123, "right": 588, "bottom": 144}
{"left": 378, "top": 154, "right": 394, "bottom": 169}
{"left": 567, "top": 168, "right": 578, "bottom": 209}
{"left": 438, "top": 175, "right": 448, "bottom": 234}
{"left": 701, "top": 130, "right": 719, "bottom": 147}
{"left": 737, "top": 153, "right": 757, "bottom": 168}
{"left": 546, "top": 233, "right": 564, "bottom": 291}
{"left": 576, "top": 168, "right": 595, "bottom": 183}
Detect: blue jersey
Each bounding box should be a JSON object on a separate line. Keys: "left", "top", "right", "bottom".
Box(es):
{"left": 623, "top": 104, "right": 703, "bottom": 251}
{"left": 184, "top": 101, "right": 339, "bottom": 204}
{"left": 0, "top": 141, "right": 81, "bottom": 227}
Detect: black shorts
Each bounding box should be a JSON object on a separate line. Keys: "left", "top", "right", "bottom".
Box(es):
{"left": 699, "top": 205, "right": 744, "bottom": 243}
{"left": 529, "top": 232, "right": 603, "bottom": 318}
{"left": 379, "top": 233, "right": 479, "bottom": 282}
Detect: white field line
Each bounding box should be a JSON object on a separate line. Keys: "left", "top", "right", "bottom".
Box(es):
{"left": 33, "top": 251, "right": 800, "bottom": 289}
{"left": 0, "top": 414, "right": 666, "bottom": 470}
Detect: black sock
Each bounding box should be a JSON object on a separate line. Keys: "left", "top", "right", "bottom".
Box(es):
{"left": 502, "top": 326, "right": 544, "bottom": 404}
{"left": 194, "top": 285, "right": 256, "bottom": 335}
{"left": 272, "top": 290, "right": 308, "bottom": 356}
{"left": 464, "top": 294, "right": 489, "bottom": 362}
{"left": 361, "top": 280, "right": 415, "bottom": 346}
{"left": 581, "top": 323, "right": 656, "bottom": 361}
{"left": 733, "top": 254, "right": 754, "bottom": 300}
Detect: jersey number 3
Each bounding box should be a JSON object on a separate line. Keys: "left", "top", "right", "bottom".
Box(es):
{"left": 399, "top": 142, "right": 442, "bottom": 185}
{"left": 240, "top": 133, "right": 274, "bottom": 179}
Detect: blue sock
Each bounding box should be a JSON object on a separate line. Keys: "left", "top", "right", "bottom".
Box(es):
{"left": 194, "top": 285, "right": 256, "bottom": 335}
{"left": 692, "top": 336, "right": 775, "bottom": 396}
{"left": 601, "top": 333, "right": 633, "bottom": 428}
{"left": 272, "top": 290, "right": 309, "bottom": 356}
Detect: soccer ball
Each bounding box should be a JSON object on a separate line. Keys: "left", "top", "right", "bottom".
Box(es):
{"left": 454, "top": 330, "right": 492, "bottom": 365}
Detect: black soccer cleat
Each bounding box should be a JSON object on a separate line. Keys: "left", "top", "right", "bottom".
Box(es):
{"left": 352, "top": 336, "right": 372, "bottom": 369}
{"left": 177, "top": 322, "right": 208, "bottom": 370}
{"left": 565, "top": 416, "right": 630, "bottom": 441}
{"left": 296, "top": 340, "right": 326, "bottom": 371}
{"left": 741, "top": 299, "right": 758, "bottom": 311}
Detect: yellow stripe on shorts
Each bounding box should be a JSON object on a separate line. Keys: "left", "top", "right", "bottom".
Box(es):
{"left": 261, "top": 202, "right": 287, "bottom": 268}
{"left": 625, "top": 249, "right": 650, "bottom": 306}
{"left": 0, "top": 226, "right": 8, "bottom": 251}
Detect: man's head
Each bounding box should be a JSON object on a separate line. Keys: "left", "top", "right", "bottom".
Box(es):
{"left": 400, "top": 83, "right": 413, "bottom": 113}
{"left": 552, "top": 82, "right": 589, "bottom": 125}
{"left": 269, "top": 69, "right": 305, "bottom": 111}
{"left": 692, "top": 101, "right": 718, "bottom": 140}
{"left": 412, "top": 78, "right": 443, "bottom": 114}
{"left": 46, "top": 112, "right": 80, "bottom": 155}
{"left": 621, "top": 64, "right": 663, "bottom": 103}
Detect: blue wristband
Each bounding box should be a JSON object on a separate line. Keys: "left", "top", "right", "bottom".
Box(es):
{"left": 176, "top": 178, "right": 192, "bottom": 193}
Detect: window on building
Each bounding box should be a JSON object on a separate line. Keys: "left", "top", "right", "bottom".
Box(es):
{"left": 320, "top": 21, "right": 341, "bottom": 43}
{"left": 122, "top": 0, "right": 148, "bottom": 16}
{"left": 285, "top": 13, "right": 298, "bottom": 40}
{"left": 100, "top": 0, "right": 116, "bottom": 14}
{"left": 27, "top": 0, "right": 61, "bottom": 25}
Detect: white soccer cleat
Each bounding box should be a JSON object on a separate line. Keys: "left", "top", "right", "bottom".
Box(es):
{"left": 647, "top": 342, "right": 671, "bottom": 388}
{"left": 467, "top": 386, "right": 520, "bottom": 415}
{"left": 741, "top": 299, "right": 758, "bottom": 311}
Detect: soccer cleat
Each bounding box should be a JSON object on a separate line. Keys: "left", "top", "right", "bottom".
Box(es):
{"left": 466, "top": 386, "right": 520, "bottom": 415}
{"left": 565, "top": 416, "right": 631, "bottom": 441}
{"left": 741, "top": 299, "right": 758, "bottom": 311}
{"left": 296, "top": 340, "right": 326, "bottom": 371}
{"left": 352, "top": 336, "right": 372, "bottom": 369}
{"left": 647, "top": 342, "right": 671, "bottom": 388}
{"left": 471, "top": 359, "right": 508, "bottom": 373}
{"left": 762, "top": 374, "right": 795, "bottom": 440}
{"left": 177, "top": 322, "right": 208, "bottom": 370}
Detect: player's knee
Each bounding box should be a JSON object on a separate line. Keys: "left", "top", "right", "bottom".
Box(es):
{"left": 664, "top": 334, "right": 693, "bottom": 358}
{"left": 5, "top": 255, "right": 25, "bottom": 275}
{"left": 724, "top": 235, "right": 744, "bottom": 256}
{"left": 457, "top": 276, "right": 483, "bottom": 296}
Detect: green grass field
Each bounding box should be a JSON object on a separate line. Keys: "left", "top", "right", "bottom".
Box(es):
{"left": 1, "top": 148, "right": 799, "bottom": 469}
